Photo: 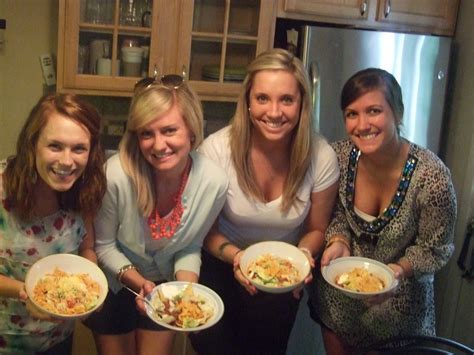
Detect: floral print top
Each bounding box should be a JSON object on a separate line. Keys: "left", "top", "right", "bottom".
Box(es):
{"left": 309, "top": 140, "right": 457, "bottom": 349}
{"left": 0, "top": 172, "right": 86, "bottom": 354}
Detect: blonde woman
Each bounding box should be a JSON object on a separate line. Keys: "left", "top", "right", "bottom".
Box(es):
{"left": 190, "top": 49, "right": 340, "bottom": 355}
{"left": 84, "top": 76, "right": 228, "bottom": 355}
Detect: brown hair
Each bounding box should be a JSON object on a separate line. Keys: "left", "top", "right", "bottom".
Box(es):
{"left": 3, "top": 93, "right": 107, "bottom": 220}
{"left": 341, "top": 68, "right": 404, "bottom": 131}
{"left": 230, "top": 48, "right": 314, "bottom": 213}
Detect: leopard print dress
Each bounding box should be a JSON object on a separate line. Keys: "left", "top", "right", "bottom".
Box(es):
{"left": 308, "top": 139, "right": 457, "bottom": 349}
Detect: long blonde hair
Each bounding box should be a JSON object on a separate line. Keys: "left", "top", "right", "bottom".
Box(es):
{"left": 119, "top": 83, "right": 203, "bottom": 216}
{"left": 230, "top": 48, "right": 314, "bottom": 213}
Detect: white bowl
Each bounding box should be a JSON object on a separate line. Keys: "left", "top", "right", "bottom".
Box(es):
{"left": 322, "top": 256, "right": 398, "bottom": 299}
{"left": 25, "top": 254, "right": 108, "bottom": 319}
{"left": 145, "top": 281, "right": 224, "bottom": 332}
{"left": 239, "top": 241, "right": 311, "bottom": 294}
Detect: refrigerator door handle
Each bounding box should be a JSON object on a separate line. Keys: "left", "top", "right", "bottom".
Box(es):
{"left": 360, "top": 0, "right": 367, "bottom": 16}
{"left": 309, "top": 61, "right": 321, "bottom": 133}
{"left": 384, "top": 0, "right": 392, "bottom": 18}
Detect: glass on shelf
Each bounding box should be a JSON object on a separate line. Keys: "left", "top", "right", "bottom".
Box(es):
{"left": 120, "top": 0, "right": 153, "bottom": 27}
{"left": 83, "top": 0, "right": 115, "bottom": 25}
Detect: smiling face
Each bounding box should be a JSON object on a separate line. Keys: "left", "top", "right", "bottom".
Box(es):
{"left": 35, "top": 112, "right": 91, "bottom": 192}
{"left": 137, "top": 103, "right": 192, "bottom": 175}
{"left": 248, "top": 70, "right": 301, "bottom": 144}
{"left": 343, "top": 90, "right": 400, "bottom": 155}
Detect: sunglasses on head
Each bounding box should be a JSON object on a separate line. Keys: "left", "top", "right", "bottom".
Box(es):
{"left": 134, "top": 67, "right": 186, "bottom": 93}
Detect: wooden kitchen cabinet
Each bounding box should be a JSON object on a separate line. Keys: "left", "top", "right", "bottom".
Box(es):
{"left": 58, "top": 0, "right": 179, "bottom": 97}
{"left": 57, "top": 0, "right": 277, "bottom": 100}
{"left": 283, "top": 0, "right": 369, "bottom": 20}
{"left": 175, "top": 0, "right": 277, "bottom": 101}
{"left": 278, "top": 0, "right": 459, "bottom": 36}
{"left": 375, "top": 0, "right": 459, "bottom": 35}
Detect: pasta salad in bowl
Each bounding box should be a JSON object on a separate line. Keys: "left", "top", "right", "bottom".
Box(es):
{"left": 322, "top": 256, "right": 398, "bottom": 299}
{"left": 24, "top": 253, "right": 108, "bottom": 319}
{"left": 145, "top": 282, "right": 224, "bottom": 332}
{"left": 239, "top": 241, "right": 311, "bottom": 294}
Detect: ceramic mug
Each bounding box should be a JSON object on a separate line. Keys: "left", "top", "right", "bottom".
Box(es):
{"left": 89, "top": 39, "right": 110, "bottom": 74}
{"left": 97, "top": 58, "right": 112, "bottom": 76}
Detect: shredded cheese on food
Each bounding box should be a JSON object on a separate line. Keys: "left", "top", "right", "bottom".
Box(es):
{"left": 335, "top": 267, "right": 385, "bottom": 292}
{"left": 246, "top": 253, "right": 300, "bottom": 287}
{"left": 32, "top": 268, "right": 101, "bottom": 315}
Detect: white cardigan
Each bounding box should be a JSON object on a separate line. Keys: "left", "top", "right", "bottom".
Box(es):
{"left": 95, "top": 151, "right": 229, "bottom": 293}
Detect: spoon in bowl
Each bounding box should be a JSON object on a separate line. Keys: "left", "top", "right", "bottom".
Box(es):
{"left": 122, "top": 285, "right": 158, "bottom": 313}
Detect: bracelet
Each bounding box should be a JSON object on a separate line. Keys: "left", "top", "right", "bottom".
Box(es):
{"left": 298, "top": 247, "right": 312, "bottom": 258}
{"left": 232, "top": 249, "right": 243, "bottom": 260}
{"left": 117, "top": 264, "right": 137, "bottom": 283}
{"left": 218, "top": 241, "right": 234, "bottom": 257}
{"left": 326, "top": 236, "right": 350, "bottom": 250}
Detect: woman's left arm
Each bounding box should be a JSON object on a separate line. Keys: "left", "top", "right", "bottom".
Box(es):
{"left": 175, "top": 270, "right": 199, "bottom": 283}
{"left": 78, "top": 217, "right": 98, "bottom": 264}
{"left": 400, "top": 164, "right": 457, "bottom": 277}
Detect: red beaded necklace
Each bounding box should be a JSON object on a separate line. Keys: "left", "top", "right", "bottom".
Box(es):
{"left": 147, "top": 159, "right": 191, "bottom": 240}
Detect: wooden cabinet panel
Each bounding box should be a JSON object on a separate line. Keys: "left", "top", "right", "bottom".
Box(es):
{"left": 284, "top": 0, "right": 368, "bottom": 19}
{"left": 376, "top": 0, "right": 459, "bottom": 35}
{"left": 278, "top": 0, "right": 459, "bottom": 36}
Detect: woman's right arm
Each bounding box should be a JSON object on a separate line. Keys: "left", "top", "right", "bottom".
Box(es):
{"left": 320, "top": 197, "right": 351, "bottom": 266}
{"left": 204, "top": 221, "right": 257, "bottom": 295}
{"left": 0, "top": 274, "right": 25, "bottom": 299}
{"left": 94, "top": 171, "right": 142, "bottom": 288}
{"left": 204, "top": 222, "right": 241, "bottom": 264}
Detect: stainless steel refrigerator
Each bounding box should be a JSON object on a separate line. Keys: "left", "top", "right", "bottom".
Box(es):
{"left": 301, "top": 25, "right": 452, "bottom": 154}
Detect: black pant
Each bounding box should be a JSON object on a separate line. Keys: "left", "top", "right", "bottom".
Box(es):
{"left": 190, "top": 251, "right": 300, "bottom": 355}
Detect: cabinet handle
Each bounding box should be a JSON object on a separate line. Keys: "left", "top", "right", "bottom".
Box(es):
{"left": 360, "top": 0, "right": 367, "bottom": 16}
{"left": 384, "top": 0, "right": 391, "bottom": 18}
{"left": 181, "top": 65, "right": 188, "bottom": 80}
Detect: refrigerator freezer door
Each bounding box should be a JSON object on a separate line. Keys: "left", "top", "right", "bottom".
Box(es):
{"left": 302, "top": 26, "right": 451, "bottom": 154}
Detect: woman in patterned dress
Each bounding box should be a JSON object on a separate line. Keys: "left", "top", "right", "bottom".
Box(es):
{"left": 0, "top": 94, "right": 106, "bottom": 354}
{"left": 308, "top": 68, "right": 457, "bottom": 354}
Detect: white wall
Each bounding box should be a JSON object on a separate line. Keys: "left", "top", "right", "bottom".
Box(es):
{"left": 435, "top": 0, "right": 474, "bottom": 347}
{"left": 0, "top": 0, "right": 58, "bottom": 159}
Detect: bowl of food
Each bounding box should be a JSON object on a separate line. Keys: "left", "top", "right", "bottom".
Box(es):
{"left": 24, "top": 253, "right": 108, "bottom": 319}
{"left": 322, "top": 256, "right": 398, "bottom": 299}
{"left": 145, "top": 281, "right": 224, "bottom": 332}
{"left": 239, "top": 241, "right": 311, "bottom": 294}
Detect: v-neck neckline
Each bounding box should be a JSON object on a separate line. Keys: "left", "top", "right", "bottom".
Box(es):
{"left": 345, "top": 144, "right": 418, "bottom": 235}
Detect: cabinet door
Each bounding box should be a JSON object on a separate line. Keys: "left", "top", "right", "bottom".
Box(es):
{"left": 376, "top": 0, "right": 459, "bottom": 35}
{"left": 175, "top": 0, "right": 277, "bottom": 101}
{"left": 283, "top": 0, "right": 369, "bottom": 19}
{"left": 58, "top": 0, "right": 175, "bottom": 96}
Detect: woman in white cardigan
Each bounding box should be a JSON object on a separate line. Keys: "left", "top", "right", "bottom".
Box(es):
{"left": 84, "top": 75, "right": 229, "bottom": 355}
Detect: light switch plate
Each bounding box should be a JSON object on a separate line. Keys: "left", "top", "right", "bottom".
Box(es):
{"left": 39, "top": 54, "right": 56, "bottom": 86}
